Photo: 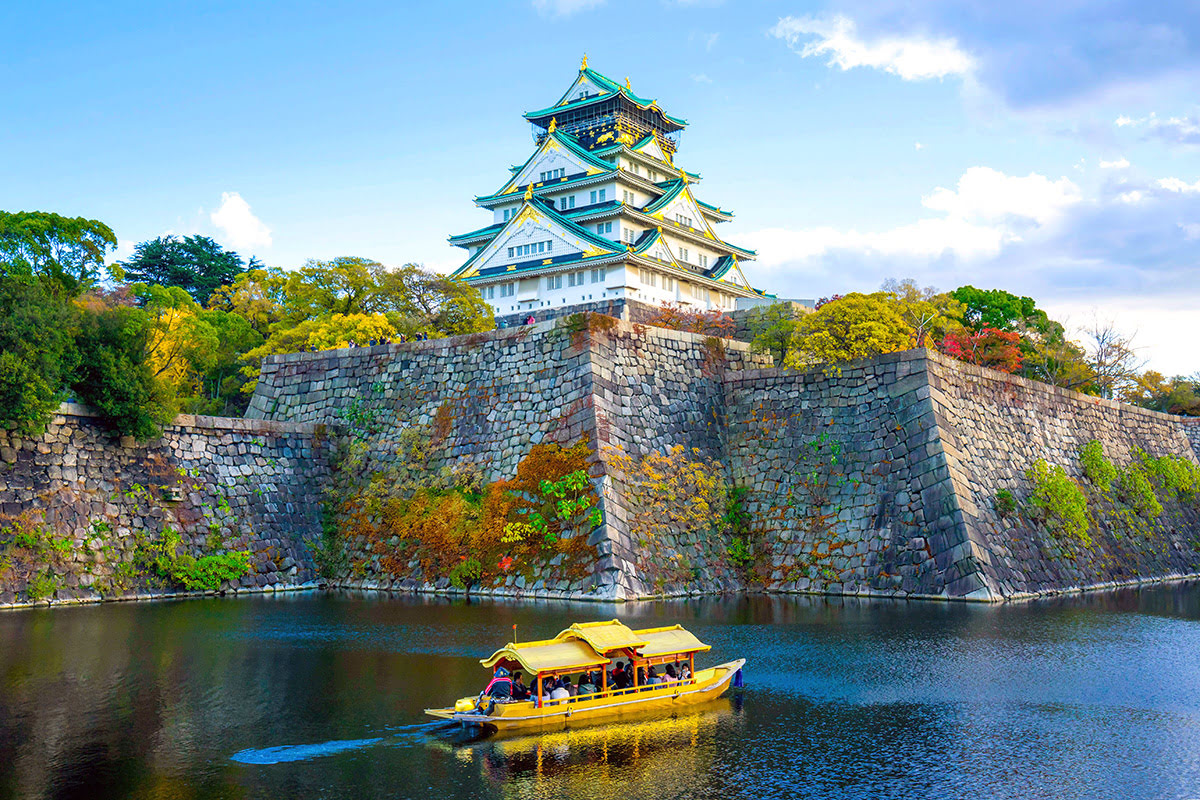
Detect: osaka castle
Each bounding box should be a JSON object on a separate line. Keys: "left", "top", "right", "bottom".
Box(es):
{"left": 449, "top": 58, "right": 763, "bottom": 321}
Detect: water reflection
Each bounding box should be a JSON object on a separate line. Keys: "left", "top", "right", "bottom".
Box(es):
{"left": 2, "top": 585, "right": 1200, "bottom": 799}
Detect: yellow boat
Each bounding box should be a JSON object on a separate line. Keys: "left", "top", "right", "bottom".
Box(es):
{"left": 425, "top": 619, "right": 745, "bottom": 732}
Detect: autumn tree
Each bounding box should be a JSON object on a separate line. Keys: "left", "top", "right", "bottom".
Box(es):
{"left": 881, "top": 278, "right": 965, "bottom": 346}
{"left": 1123, "top": 372, "right": 1200, "bottom": 416}
{"left": 787, "top": 292, "right": 913, "bottom": 369}
{"left": 1083, "top": 319, "right": 1144, "bottom": 399}
{"left": 644, "top": 302, "right": 736, "bottom": 337}
{"left": 941, "top": 327, "right": 1023, "bottom": 373}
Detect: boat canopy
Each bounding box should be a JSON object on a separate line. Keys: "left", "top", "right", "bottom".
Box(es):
{"left": 635, "top": 625, "right": 712, "bottom": 657}
{"left": 555, "top": 619, "right": 646, "bottom": 654}
{"left": 481, "top": 638, "right": 611, "bottom": 674}
{"left": 479, "top": 620, "right": 710, "bottom": 674}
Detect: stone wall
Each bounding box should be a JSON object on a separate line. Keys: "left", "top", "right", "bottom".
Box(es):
{"left": 248, "top": 315, "right": 770, "bottom": 600}
{"left": 0, "top": 406, "right": 329, "bottom": 607}
{"left": 7, "top": 321, "right": 1198, "bottom": 608}
{"left": 725, "top": 349, "right": 1200, "bottom": 601}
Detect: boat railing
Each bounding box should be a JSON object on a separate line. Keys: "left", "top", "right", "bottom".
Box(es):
{"left": 533, "top": 676, "right": 696, "bottom": 708}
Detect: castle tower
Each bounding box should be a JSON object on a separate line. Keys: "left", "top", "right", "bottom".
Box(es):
{"left": 449, "top": 58, "right": 763, "bottom": 321}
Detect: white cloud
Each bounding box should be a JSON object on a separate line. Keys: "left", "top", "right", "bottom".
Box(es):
{"left": 532, "top": 0, "right": 603, "bottom": 15}
{"left": 1115, "top": 115, "right": 1137, "bottom": 127}
{"left": 1180, "top": 223, "right": 1200, "bottom": 240}
{"left": 691, "top": 73, "right": 714, "bottom": 84}
{"left": 746, "top": 167, "right": 1081, "bottom": 270}
{"left": 1117, "top": 190, "right": 1144, "bottom": 204}
{"left": 210, "top": 192, "right": 272, "bottom": 252}
{"left": 770, "top": 14, "right": 974, "bottom": 81}
{"left": 921, "top": 167, "right": 1081, "bottom": 225}
{"left": 1099, "top": 157, "right": 1130, "bottom": 169}
{"left": 1158, "top": 177, "right": 1200, "bottom": 193}
{"left": 915, "top": 142, "right": 924, "bottom": 150}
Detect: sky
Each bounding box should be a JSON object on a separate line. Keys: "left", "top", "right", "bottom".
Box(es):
{"left": 2, "top": 0, "right": 1197, "bottom": 375}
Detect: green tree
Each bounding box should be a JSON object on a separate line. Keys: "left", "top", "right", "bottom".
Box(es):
{"left": 113, "top": 235, "right": 247, "bottom": 305}
{"left": 744, "top": 302, "right": 803, "bottom": 366}
{"left": 0, "top": 278, "right": 79, "bottom": 435}
{"left": 787, "top": 292, "right": 913, "bottom": 369}
{"left": 949, "top": 285, "right": 1047, "bottom": 333}
{"left": 188, "top": 310, "right": 263, "bottom": 415}
{"left": 72, "top": 302, "right": 175, "bottom": 439}
{"left": 0, "top": 211, "right": 116, "bottom": 293}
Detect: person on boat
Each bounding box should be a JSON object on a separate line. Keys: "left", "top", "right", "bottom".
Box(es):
{"left": 476, "top": 666, "right": 513, "bottom": 714}
{"left": 611, "top": 663, "right": 628, "bottom": 690}
{"left": 665, "top": 664, "right": 678, "bottom": 682}
{"left": 680, "top": 663, "right": 691, "bottom": 679}
{"left": 646, "top": 666, "right": 661, "bottom": 685}
{"left": 577, "top": 673, "right": 597, "bottom": 696}
{"left": 510, "top": 671, "right": 530, "bottom": 701}
{"left": 549, "top": 678, "right": 570, "bottom": 702}
{"left": 636, "top": 665, "right": 646, "bottom": 688}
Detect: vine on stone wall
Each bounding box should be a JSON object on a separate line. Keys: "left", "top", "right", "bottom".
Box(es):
{"left": 328, "top": 427, "right": 602, "bottom": 590}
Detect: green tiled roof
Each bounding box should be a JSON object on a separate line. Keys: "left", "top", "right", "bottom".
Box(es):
{"left": 524, "top": 67, "right": 687, "bottom": 128}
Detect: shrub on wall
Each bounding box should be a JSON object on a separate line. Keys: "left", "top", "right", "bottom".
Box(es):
{"left": 1025, "top": 459, "right": 1092, "bottom": 548}
{"left": 335, "top": 434, "right": 602, "bottom": 589}
{"left": 1079, "top": 440, "right": 1118, "bottom": 491}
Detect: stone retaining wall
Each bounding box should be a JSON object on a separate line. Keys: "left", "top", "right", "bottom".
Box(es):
{"left": 0, "top": 406, "right": 329, "bottom": 607}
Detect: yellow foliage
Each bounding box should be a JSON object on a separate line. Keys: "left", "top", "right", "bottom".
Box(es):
{"left": 607, "top": 445, "right": 727, "bottom": 544}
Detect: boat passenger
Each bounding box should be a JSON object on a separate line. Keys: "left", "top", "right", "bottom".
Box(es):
{"left": 511, "top": 671, "right": 530, "bottom": 701}
{"left": 549, "top": 678, "right": 570, "bottom": 702}
{"left": 665, "top": 664, "right": 677, "bottom": 682}
{"left": 482, "top": 666, "right": 513, "bottom": 700}
{"left": 612, "top": 664, "right": 629, "bottom": 690}
{"left": 577, "top": 674, "right": 597, "bottom": 696}
{"left": 680, "top": 663, "right": 691, "bottom": 679}
{"left": 646, "top": 666, "right": 661, "bottom": 685}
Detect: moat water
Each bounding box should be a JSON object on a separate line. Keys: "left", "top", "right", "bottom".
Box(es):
{"left": 3, "top": 587, "right": 1200, "bottom": 800}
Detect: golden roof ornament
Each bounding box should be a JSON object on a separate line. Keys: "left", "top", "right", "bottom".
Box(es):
{"left": 625, "top": 77, "right": 631, "bottom": 90}
{"left": 523, "top": 185, "right": 533, "bottom": 201}
{"left": 678, "top": 168, "right": 688, "bottom": 184}
{"left": 548, "top": 117, "right": 557, "bottom": 134}
{"left": 581, "top": 54, "right": 588, "bottom": 70}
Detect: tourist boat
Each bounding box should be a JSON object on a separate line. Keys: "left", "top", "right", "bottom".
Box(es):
{"left": 425, "top": 619, "right": 745, "bottom": 732}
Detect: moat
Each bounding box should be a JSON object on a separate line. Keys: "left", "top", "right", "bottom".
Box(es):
{"left": 3, "top": 587, "right": 1200, "bottom": 799}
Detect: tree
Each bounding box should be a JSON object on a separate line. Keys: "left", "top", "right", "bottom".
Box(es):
{"left": 787, "top": 292, "right": 913, "bottom": 369}
{"left": 1123, "top": 372, "right": 1200, "bottom": 416}
{"left": 743, "top": 302, "right": 803, "bottom": 366}
{"left": 1083, "top": 319, "right": 1144, "bottom": 399}
{"left": 941, "top": 327, "right": 1023, "bottom": 373}
{"left": 0, "top": 211, "right": 116, "bottom": 293}
{"left": 72, "top": 301, "right": 175, "bottom": 439}
{"left": 645, "top": 302, "right": 736, "bottom": 337}
{"left": 949, "top": 285, "right": 1048, "bottom": 333}
{"left": 881, "top": 278, "right": 965, "bottom": 346}
{"left": 0, "top": 278, "right": 79, "bottom": 435}
{"left": 113, "top": 235, "right": 246, "bottom": 305}
{"left": 207, "top": 267, "right": 291, "bottom": 333}
{"left": 188, "top": 310, "right": 263, "bottom": 416}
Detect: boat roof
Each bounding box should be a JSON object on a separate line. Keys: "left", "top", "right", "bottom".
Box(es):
{"left": 635, "top": 625, "right": 712, "bottom": 657}
{"left": 480, "top": 637, "right": 612, "bottom": 674}
{"left": 479, "top": 619, "right": 710, "bottom": 673}
{"left": 555, "top": 619, "right": 646, "bottom": 654}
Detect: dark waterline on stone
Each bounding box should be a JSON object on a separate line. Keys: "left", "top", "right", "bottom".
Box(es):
{"left": 3, "top": 586, "right": 1200, "bottom": 799}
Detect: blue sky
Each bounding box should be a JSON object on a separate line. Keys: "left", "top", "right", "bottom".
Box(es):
{"left": 2, "top": 0, "right": 1197, "bottom": 374}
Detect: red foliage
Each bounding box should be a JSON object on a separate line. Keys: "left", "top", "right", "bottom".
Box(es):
{"left": 644, "top": 303, "right": 735, "bottom": 337}
{"left": 941, "top": 327, "right": 1023, "bottom": 373}
{"left": 814, "top": 294, "right": 844, "bottom": 310}
{"left": 498, "top": 555, "right": 513, "bottom": 572}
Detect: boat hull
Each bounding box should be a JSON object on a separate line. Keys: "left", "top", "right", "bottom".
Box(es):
{"left": 425, "top": 658, "right": 745, "bottom": 732}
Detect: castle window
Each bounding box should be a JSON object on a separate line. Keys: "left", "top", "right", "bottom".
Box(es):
{"left": 590, "top": 268, "right": 604, "bottom": 283}
{"left": 547, "top": 275, "right": 563, "bottom": 290}
{"left": 569, "top": 271, "right": 585, "bottom": 287}
{"left": 639, "top": 268, "right": 657, "bottom": 288}
{"left": 623, "top": 228, "right": 636, "bottom": 244}
{"left": 663, "top": 276, "right": 676, "bottom": 292}
{"left": 503, "top": 209, "right": 511, "bottom": 221}
{"left": 679, "top": 247, "right": 689, "bottom": 262}
{"left": 507, "top": 247, "right": 513, "bottom": 258}
{"left": 500, "top": 283, "right": 515, "bottom": 297}
{"left": 699, "top": 254, "right": 708, "bottom": 268}
{"left": 623, "top": 190, "right": 634, "bottom": 204}
{"left": 599, "top": 189, "right": 606, "bottom": 202}
{"left": 596, "top": 221, "right": 612, "bottom": 234}
{"left": 590, "top": 190, "right": 596, "bottom": 204}
{"left": 675, "top": 213, "right": 693, "bottom": 228}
